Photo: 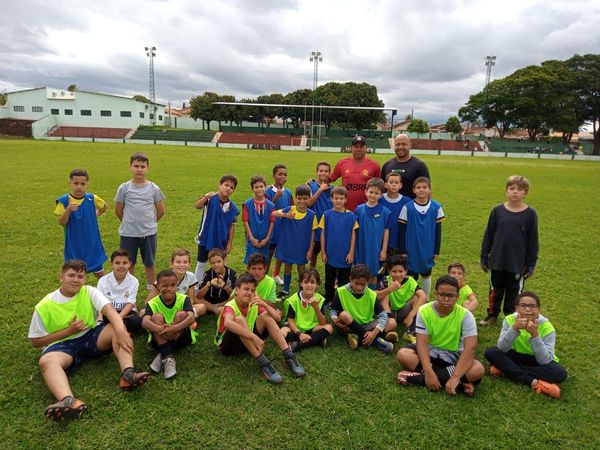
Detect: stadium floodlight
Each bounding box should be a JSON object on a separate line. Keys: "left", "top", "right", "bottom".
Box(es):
{"left": 309, "top": 51, "right": 323, "bottom": 150}
{"left": 484, "top": 55, "right": 496, "bottom": 88}
{"left": 145, "top": 46, "right": 157, "bottom": 125}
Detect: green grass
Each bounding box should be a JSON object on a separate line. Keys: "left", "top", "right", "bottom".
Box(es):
{"left": 1, "top": 139, "right": 600, "bottom": 449}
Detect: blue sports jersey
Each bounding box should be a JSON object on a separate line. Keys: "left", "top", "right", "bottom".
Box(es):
{"left": 198, "top": 195, "right": 239, "bottom": 250}
{"left": 274, "top": 206, "right": 317, "bottom": 264}
{"left": 307, "top": 180, "right": 333, "bottom": 242}
{"left": 57, "top": 193, "right": 107, "bottom": 273}
{"left": 321, "top": 209, "right": 358, "bottom": 269}
{"left": 379, "top": 193, "right": 410, "bottom": 249}
{"left": 243, "top": 198, "right": 275, "bottom": 264}
{"left": 354, "top": 203, "right": 391, "bottom": 275}
{"left": 265, "top": 185, "right": 293, "bottom": 245}
{"left": 400, "top": 199, "right": 444, "bottom": 274}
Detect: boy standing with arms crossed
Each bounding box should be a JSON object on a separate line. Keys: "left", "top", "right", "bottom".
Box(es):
{"left": 55, "top": 169, "right": 107, "bottom": 278}
{"left": 29, "top": 260, "right": 149, "bottom": 421}
{"left": 194, "top": 174, "right": 240, "bottom": 283}
{"left": 115, "top": 152, "right": 165, "bottom": 290}
{"left": 307, "top": 161, "right": 333, "bottom": 269}
{"left": 320, "top": 186, "right": 358, "bottom": 305}
{"left": 379, "top": 172, "right": 410, "bottom": 257}
{"left": 480, "top": 175, "right": 538, "bottom": 325}
{"left": 242, "top": 175, "right": 275, "bottom": 265}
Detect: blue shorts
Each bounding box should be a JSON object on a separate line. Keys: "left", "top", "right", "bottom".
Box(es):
{"left": 43, "top": 323, "right": 110, "bottom": 372}
{"left": 120, "top": 234, "right": 157, "bottom": 267}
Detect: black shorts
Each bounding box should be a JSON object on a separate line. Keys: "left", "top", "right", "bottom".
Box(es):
{"left": 408, "top": 268, "right": 432, "bottom": 280}
{"left": 197, "top": 245, "right": 210, "bottom": 263}
{"left": 218, "top": 329, "right": 267, "bottom": 356}
{"left": 150, "top": 328, "right": 193, "bottom": 351}
{"left": 312, "top": 241, "right": 321, "bottom": 255}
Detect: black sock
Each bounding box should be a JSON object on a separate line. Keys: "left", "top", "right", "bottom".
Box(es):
{"left": 283, "top": 347, "right": 294, "bottom": 360}
{"left": 158, "top": 343, "right": 173, "bottom": 358}
{"left": 255, "top": 353, "right": 269, "bottom": 367}
{"left": 120, "top": 367, "right": 134, "bottom": 377}
{"left": 347, "top": 321, "right": 366, "bottom": 336}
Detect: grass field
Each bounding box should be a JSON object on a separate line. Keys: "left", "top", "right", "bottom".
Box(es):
{"left": 1, "top": 138, "right": 600, "bottom": 449}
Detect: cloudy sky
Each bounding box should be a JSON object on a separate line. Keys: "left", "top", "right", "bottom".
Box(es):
{"left": 2, "top": 0, "right": 599, "bottom": 123}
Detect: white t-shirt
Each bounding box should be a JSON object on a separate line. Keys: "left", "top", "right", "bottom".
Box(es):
{"left": 28, "top": 286, "right": 111, "bottom": 349}
{"left": 97, "top": 272, "right": 139, "bottom": 312}
{"left": 177, "top": 271, "right": 198, "bottom": 295}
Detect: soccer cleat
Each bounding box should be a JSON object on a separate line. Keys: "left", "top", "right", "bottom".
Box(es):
{"left": 274, "top": 275, "right": 284, "bottom": 286}
{"left": 533, "top": 380, "right": 561, "bottom": 399}
{"left": 489, "top": 365, "right": 505, "bottom": 377}
{"left": 276, "top": 290, "right": 289, "bottom": 300}
{"left": 120, "top": 368, "right": 150, "bottom": 391}
{"left": 261, "top": 361, "right": 283, "bottom": 384}
{"left": 396, "top": 371, "right": 421, "bottom": 385}
{"left": 149, "top": 353, "right": 163, "bottom": 374}
{"left": 374, "top": 337, "right": 393, "bottom": 354}
{"left": 479, "top": 315, "right": 497, "bottom": 326}
{"left": 162, "top": 356, "right": 177, "bottom": 380}
{"left": 44, "top": 396, "right": 87, "bottom": 421}
{"left": 402, "top": 331, "right": 417, "bottom": 344}
{"left": 385, "top": 331, "right": 399, "bottom": 343}
{"left": 347, "top": 333, "right": 359, "bottom": 350}
{"left": 285, "top": 355, "right": 306, "bottom": 378}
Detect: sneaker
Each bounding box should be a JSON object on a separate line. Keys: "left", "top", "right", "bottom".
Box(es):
{"left": 533, "top": 380, "right": 561, "bottom": 399}
{"left": 261, "top": 361, "right": 283, "bottom": 384}
{"left": 385, "top": 331, "right": 399, "bottom": 343}
{"left": 289, "top": 341, "right": 302, "bottom": 353}
{"left": 402, "top": 331, "right": 417, "bottom": 344}
{"left": 277, "top": 290, "right": 289, "bottom": 300}
{"left": 44, "top": 396, "right": 87, "bottom": 421}
{"left": 149, "top": 353, "right": 162, "bottom": 374}
{"left": 396, "top": 371, "right": 420, "bottom": 385}
{"left": 374, "top": 337, "right": 393, "bottom": 354}
{"left": 274, "top": 275, "right": 284, "bottom": 286}
{"left": 119, "top": 368, "right": 150, "bottom": 391}
{"left": 285, "top": 355, "right": 306, "bottom": 378}
{"left": 489, "top": 365, "right": 505, "bottom": 377}
{"left": 347, "top": 333, "right": 359, "bottom": 350}
{"left": 162, "top": 356, "right": 177, "bottom": 380}
{"left": 479, "top": 315, "right": 497, "bottom": 326}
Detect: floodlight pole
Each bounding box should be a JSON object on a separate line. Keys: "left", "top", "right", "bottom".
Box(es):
{"left": 145, "top": 46, "right": 157, "bottom": 125}
{"left": 309, "top": 51, "right": 322, "bottom": 150}
{"left": 484, "top": 55, "right": 496, "bottom": 131}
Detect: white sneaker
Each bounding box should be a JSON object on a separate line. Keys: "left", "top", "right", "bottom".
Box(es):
{"left": 149, "top": 353, "right": 162, "bottom": 373}
{"left": 163, "top": 356, "right": 177, "bottom": 380}
{"left": 274, "top": 275, "right": 284, "bottom": 286}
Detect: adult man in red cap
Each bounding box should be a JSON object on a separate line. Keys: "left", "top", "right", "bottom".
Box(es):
{"left": 329, "top": 135, "right": 381, "bottom": 211}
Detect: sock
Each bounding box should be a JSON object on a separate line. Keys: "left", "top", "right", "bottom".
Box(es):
{"left": 282, "top": 347, "right": 294, "bottom": 360}
{"left": 157, "top": 343, "right": 173, "bottom": 358}
{"left": 421, "top": 276, "right": 432, "bottom": 298}
{"left": 195, "top": 261, "right": 207, "bottom": 284}
{"left": 307, "top": 328, "right": 331, "bottom": 347}
{"left": 255, "top": 353, "right": 269, "bottom": 367}
{"left": 347, "top": 321, "right": 367, "bottom": 337}
{"left": 283, "top": 274, "right": 292, "bottom": 293}
{"left": 120, "top": 367, "right": 134, "bottom": 377}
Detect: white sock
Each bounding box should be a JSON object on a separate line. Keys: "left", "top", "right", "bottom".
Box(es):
{"left": 195, "top": 261, "right": 207, "bottom": 284}
{"left": 421, "top": 276, "right": 432, "bottom": 299}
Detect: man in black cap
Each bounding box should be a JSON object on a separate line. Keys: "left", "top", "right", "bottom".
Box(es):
{"left": 381, "top": 134, "right": 430, "bottom": 198}
{"left": 329, "top": 135, "right": 381, "bottom": 211}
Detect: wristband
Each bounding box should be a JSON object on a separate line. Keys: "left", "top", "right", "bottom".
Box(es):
{"left": 295, "top": 331, "right": 302, "bottom": 337}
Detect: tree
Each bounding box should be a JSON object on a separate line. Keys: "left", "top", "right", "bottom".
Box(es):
{"left": 338, "top": 82, "right": 385, "bottom": 130}
{"left": 0, "top": 93, "right": 6, "bottom": 106}
{"left": 256, "top": 93, "right": 285, "bottom": 127}
{"left": 445, "top": 116, "right": 463, "bottom": 134}
{"left": 283, "top": 89, "right": 313, "bottom": 128}
{"left": 189, "top": 92, "right": 220, "bottom": 130}
{"left": 133, "top": 94, "right": 151, "bottom": 103}
{"left": 67, "top": 84, "right": 78, "bottom": 92}
{"left": 565, "top": 54, "right": 600, "bottom": 155}
{"left": 407, "top": 118, "right": 429, "bottom": 134}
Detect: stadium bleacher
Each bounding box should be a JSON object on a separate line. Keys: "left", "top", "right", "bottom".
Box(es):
{"left": 218, "top": 132, "right": 302, "bottom": 146}
{"left": 49, "top": 126, "right": 132, "bottom": 139}
{"left": 130, "top": 128, "right": 216, "bottom": 142}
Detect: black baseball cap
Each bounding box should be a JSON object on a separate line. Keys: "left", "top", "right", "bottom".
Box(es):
{"left": 351, "top": 135, "right": 368, "bottom": 145}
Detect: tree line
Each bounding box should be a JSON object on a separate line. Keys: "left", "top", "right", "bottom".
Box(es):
{"left": 458, "top": 54, "right": 600, "bottom": 154}
{"left": 189, "top": 82, "right": 386, "bottom": 131}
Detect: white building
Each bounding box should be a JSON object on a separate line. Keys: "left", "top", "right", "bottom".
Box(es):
{"left": 0, "top": 87, "right": 165, "bottom": 137}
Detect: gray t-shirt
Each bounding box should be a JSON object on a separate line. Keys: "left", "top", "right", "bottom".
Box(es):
{"left": 415, "top": 303, "right": 477, "bottom": 364}
{"left": 115, "top": 180, "right": 165, "bottom": 237}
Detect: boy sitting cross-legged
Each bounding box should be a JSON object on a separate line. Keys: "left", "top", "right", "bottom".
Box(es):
{"left": 28, "top": 259, "right": 149, "bottom": 421}
{"left": 214, "top": 273, "right": 305, "bottom": 384}
{"left": 143, "top": 270, "right": 197, "bottom": 380}
{"left": 329, "top": 264, "right": 394, "bottom": 354}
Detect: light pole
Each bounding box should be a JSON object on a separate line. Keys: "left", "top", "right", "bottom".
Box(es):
{"left": 145, "top": 46, "right": 157, "bottom": 125}
{"left": 484, "top": 55, "right": 496, "bottom": 134}
{"left": 309, "top": 51, "right": 322, "bottom": 150}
